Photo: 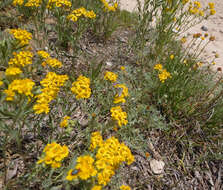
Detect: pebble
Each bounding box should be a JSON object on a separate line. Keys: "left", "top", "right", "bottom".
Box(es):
{"left": 150, "top": 159, "right": 165, "bottom": 174}
{"left": 201, "top": 26, "right": 208, "bottom": 32}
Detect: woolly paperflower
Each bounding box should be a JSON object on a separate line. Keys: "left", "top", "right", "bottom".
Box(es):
{"left": 66, "top": 155, "right": 97, "bottom": 180}
{"left": 9, "top": 29, "right": 32, "bottom": 46}
{"left": 110, "top": 106, "right": 128, "bottom": 127}
{"left": 104, "top": 71, "right": 117, "bottom": 82}
{"left": 37, "top": 142, "right": 69, "bottom": 168}
{"left": 5, "top": 67, "right": 22, "bottom": 76}
{"left": 60, "top": 116, "right": 70, "bottom": 128}
{"left": 71, "top": 75, "right": 91, "bottom": 99}
{"left": 120, "top": 185, "right": 131, "bottom": 190}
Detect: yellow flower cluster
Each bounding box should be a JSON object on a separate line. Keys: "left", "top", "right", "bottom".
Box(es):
{"left": 37, "top": 50, "right": 50, "bottom": 59}
{"left": 12, "top": 0, "right": 24, "bottom": 6}
{"left": 47, "top": 0, "right": 72, "bottom": 9}
{"left": 104, "top": 71, "right": 117, "bottom": 82}
{"left": 208, "top": 2, "right": 216, "bottom": 15}
{"left": 170, "top": 54, "right": 174, "bottom": 60}
{"left": 37, "top": 142, "right": 69, "bottom": 168}
{"left": 71, "top": 75, "right": 91, "bottom": 99}
{"left": 67, "top": 7, "right": 96, "bottom": 22}
{"left": 37, "top": 50, "right": 62, "bottom": 68}
{"left": 9, "top": 29, "right": 32, "bottom": 46}
{"left": 110, "top": 106, "right": 128, "bottom": 127}
{"left": 158, "top": 69, "right": 172, "bottom": 83}
{"left": 89, "top": 131, "right": 104, "bottom": 151}
{"left": 60, "top": 116, "right": 70, "bottom": 128}
{"left": 154, "top": 64, "right": 163, "bottom": 71}
{"left": 4, "top": 79, "right": 35, "bottom": 101}
{"left": 67, "top": 132, "right": 134, "bottom": 187}
{"left": 8, "top": 51, "right": 33, "bottom": 67}
{"left": 91, "top": 186, "right": 102, "bottom": 190}
{"left": 113, "top": 84, "right": 128, "bottom": 104}
{"left": 5, "top": 67, "right": 22, "bottom": 76}
{"left": 25, "top": 0, "right": 42, "bottom": 7}
{"left": 101, "top": 0, "right": 118, "bottom": 12}
{"left": 104, "top": 71, "right": 129, "bottom": 128}
{"left": 154, "top": 64, "right": 172, "bottom": 83}
{"left": 33, "top": 72, "right": 68, "bottom": 114}
{"left": 120, "top": 185, "right": 131, "bottom": 190}
{"left": 188, "top": 1, "right": 203, "bottom": 16}
{"left": 95, "top": 136, "right": 134, "bottom": 186}
{"left": 42, "top": 58, "right": 62, "bottom": 68}
{"left": 66, "top": 155, "right": 97, "bottom": 180}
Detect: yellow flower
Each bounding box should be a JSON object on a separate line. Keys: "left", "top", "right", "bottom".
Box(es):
{"left": 12, "top": 0, "right": 24, "bottom": 6}
{"left": 44, "top": 58, "right": 62, "bottom": 68}
{"left": 33, "top": 102, "right": 50, "bottom": 114}
{"left": 210, "top": 9, "right": 216, "bottom": 15}
{"left": 60, "top": 116, "right": 70, "bottom": 128}
{"left": 93, "top": 135, "right": 134, "bottom": 186}
{"left": 104, "top": 71, "right": 118, "bottom": 82}
{"left": 67, "top": 7, "right": 96, "bottom": 22}
{"left": 66, "top": 155, "right": 97, "bottom": 180}
{"left": 0, "top": 81, "right": 3, "bottom": 86}
{"left": 66, "top": 169, "right": 79, "bottom": 181}
{"left": 37, "top": 50, "right": 50, "bottom": 59}
{"left": 120, "top": 66, "right": 125, "bottom": 71}
{"left": 37, "top": 142, "right": 69, "bottom": 168}
{"left": 25, "top": 0, "right": 42, "bottom": 7}
{"left": 110, "top": 106, "right": 128, "bottom": 127}
{"left": 158, "top": 69, "right": 172, "bottom": 83}
{"left": 47, "top": 0, "right": 71, "bottom": 9}
{"left": 208, "top": 2, "right": 215, "bottom": 9}
{"left": 97, "top": 168, "right": 114, "bottom": 186}
{"left": 101, "top": 0, "right": 118, "bottom": 12}
{"left": 199, "top": 10, "right": 204, "bottom": 17}
{"left": 120, "top": 185, "right": 131, "bottom": 190}
{"left": 113, "top": 84, "right": 128, "bottom": 104}
{"left": 194, "top": 1, "right": 201, "bottom": 9}
{"left": 90, "top": 131, "right": 103, "bottom": 151}
{"left": 5, "top": 67, "right": 22, "bottom": 76}
{"left": 71, "top": 75, "right": 91, "bottom": 99}
{"left": 154, "top": 64, "right": 163, "bottom": 71}
{"left": 8, "top": 51, "right": 33, "bottom": 67}
{"left": 9, "top": 29, "right": 32, "bottom": 46}
{"left": 33, "top": 72, "right": 68, "bottom": 114}
{"left": 170, "top": 54, "right": 174, "bottom": 60}
{"left": 4, "top": 79, "right": 35, "bottom": 101}
{"left": 84, "top": 10, "right": 96, "bottom": 19}
{"left": 91, "top": 185, "right": 102, "bottom": 190}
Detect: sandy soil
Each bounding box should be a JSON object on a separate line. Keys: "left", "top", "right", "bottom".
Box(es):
{"left": 119, "top": 0, "right": 223, "bottom": 70}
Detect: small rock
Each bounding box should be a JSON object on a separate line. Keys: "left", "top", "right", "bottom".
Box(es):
{"left": 118, "top": 37, "right": 127, "bottom": 43}
{"left": 201, "top": 26, "right": 208, "bottom": 32}
{"left": 150, "top": 159, "right": 165, "bottom": 174}
{"left": 106, "top": 61, "right": 113, "bottom": 67}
